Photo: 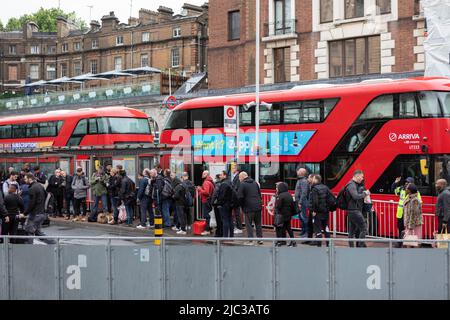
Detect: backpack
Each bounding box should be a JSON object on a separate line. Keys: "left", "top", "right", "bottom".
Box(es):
{"left": 183, "top": 183, "right": 194, "bottom": 207}
{"left": 144, "top": 177, "right": 152, "bottom": 196}
{"left": 326, "top": 189, "right": 337, "bottom": 212}
{"left": 336, "top": 183, "right": 351, "bottom": 210}
{"left": 161, "top": 179, "right": 174, "bottom": 198}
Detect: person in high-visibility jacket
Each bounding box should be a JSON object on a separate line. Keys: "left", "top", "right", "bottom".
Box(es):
{"left": 391, "top": 176, "right": 422, "bottom": 247}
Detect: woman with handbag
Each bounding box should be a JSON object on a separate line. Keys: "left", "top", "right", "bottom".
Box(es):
{"left": 403, "top": 184, "right": 423, "bottom": 248}
{"left": 274, "top": 182, "right": 296, "bottom": 247}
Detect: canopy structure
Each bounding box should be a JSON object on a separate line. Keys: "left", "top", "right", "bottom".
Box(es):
{"left": 46, "top": 76, "right": 83, "bottom": 85}
{"left": 70, "top": 73, "right": 110, "bottom": 82}
{"left": 21, "top": 80, "right": 48, "bottom": 87}
{"left": 92, "top": 70, "right": 135, "bottom": 79}
{"left": 123, "top": 66, "right": 162, "bottom": 75}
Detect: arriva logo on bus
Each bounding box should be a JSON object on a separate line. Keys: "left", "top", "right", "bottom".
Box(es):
{"left": 389, "top": 133, "right": 420, "bottom": 142}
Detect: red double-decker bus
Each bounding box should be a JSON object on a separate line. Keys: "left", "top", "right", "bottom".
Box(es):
{"left": 160, "top": 77, "right": 450, "bottom": 238}
{"left": 0, "top": 106, "right": 156, "bottom": 179}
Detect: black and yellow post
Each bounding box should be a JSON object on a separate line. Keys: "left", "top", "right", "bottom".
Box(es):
{"left": 153, "top": 203, "right": 163, "bottom": 245}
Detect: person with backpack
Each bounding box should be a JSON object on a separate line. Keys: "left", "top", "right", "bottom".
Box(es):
{"left": 71, "top": 167, "right": 90, "bottom": 222}
{"left": 211, "top": 174, "right": 224, "bottom": 237}
{"left": 159, "top": 169, "right": 174, "bottom": 228}
{"left": 137, "top": 169, "right": 153, "bottom": 229}
{"left": 230, "top": 165, "right": 244, "bottom": 234}
{"left": 61, "top": 171, "right": 74, "bottom": 220}
{"left": 214, "top": 171, "right": 235, "bottom": 238}
{"left": 119, "top": 170, "right": 136, "bottom": 227}
{"left": 33, "top": 166, "right": 47, "bottom": 187}
{"left": 3, "top": 171, "right": 20, "bottom": 196}
{"left": 89, "top": 167, "right": 109, "bottom": 222}
{"left": 197, "top": 170, "right": 215, "bottom": 236}
{"left": 274, "top": 182, "right": 296, "bottom": 247}
{"left": 294, "top": 168, "right": 310, "bottom": 237}
{"left": 237, "top": 172, "right": 263, "bottom": 245}
{"left": 47, "top": 169, "right": 65, "bottom": 218}
{"left": 341, "top": 170, "right": 370, "bottom": 248}
{"left": 172, "top": 175, "right": 188, "bottom": 235}
{"left": 181, "top": 172, "right": 195, "bottom": 230}
{"left": 310, "top": 174, "right": 334, "bottom": 247}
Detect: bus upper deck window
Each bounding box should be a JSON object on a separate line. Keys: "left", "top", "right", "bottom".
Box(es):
{"left": 418, "top": 91, "right": 442, "bottom": 118}
{"left": 437, "top": 92, "right": 450, "bottom": 117}
{"left": 359, "top": 95, "right": 394, "bottom": 120}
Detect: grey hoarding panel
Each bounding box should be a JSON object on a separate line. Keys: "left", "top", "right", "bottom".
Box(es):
{"left": 335, "top": 248, "right": 389, "bottom": 300}
{"left": 0, "top": 244, "right": 7, "bottom": 300}
{"left": 166, "top": 244, "right": 216, "bottom": 300}
{"left": 392, "top": 249, "right": 447, "bottom": 300}
{"left": 277, "top": 247, "right": 329, "bottom": 300}
{"left": 111, "top": 246, "right": 161, "bottom": 299}
{"left": 10, "top": 245, "right": 57, "bottom": 300}
{"left": 221, "top": 246, "right": 273, "bottom": 300}
{"left": 60, "top": 245, "right": 109, "bottom": 300}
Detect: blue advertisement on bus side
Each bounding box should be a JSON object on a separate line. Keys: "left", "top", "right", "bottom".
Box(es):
{"left": 192, "top": 130, "right": 315, "bottom": 156}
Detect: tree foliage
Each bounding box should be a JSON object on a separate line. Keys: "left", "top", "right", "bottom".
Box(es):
{"left": 0, "top": 20, "right": 4, "bottom": 31}
{"left": 4, "top": 7, "right": 86, "bottom": 32}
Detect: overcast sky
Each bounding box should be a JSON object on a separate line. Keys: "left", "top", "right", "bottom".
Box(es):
{"left": 0, "top": 0, "right": 207, "bottom": 25}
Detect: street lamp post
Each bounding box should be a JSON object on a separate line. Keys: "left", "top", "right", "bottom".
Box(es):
{"left": 255, "top": 0, "right": 261, "bottom": 184}
{"left": 0, "top": 51, "right": 4, "bottom": 94}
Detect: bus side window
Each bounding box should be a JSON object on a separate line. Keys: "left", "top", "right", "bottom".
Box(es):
{"left": 399, "top": 93, "right": 418, "bottom": 118}
{"left": 359, "top": 95, "right": 394, "bottom": 120}
{"left": 418, "top": 91, "right": 442, "bottom": 118}
{"left": 73, "top": 119, "right": 88, "bottom": 135}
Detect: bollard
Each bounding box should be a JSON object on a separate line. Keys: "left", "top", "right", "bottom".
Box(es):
{"left": 153, "top": 203, "right": 163, "bottom": 245}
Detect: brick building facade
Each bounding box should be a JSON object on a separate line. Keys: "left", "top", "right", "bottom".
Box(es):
{"left": 208, "top": 0, "right": 425, "bottom": 89}
{"left": 0, "top": 3, "right": 208, "bottom": 92}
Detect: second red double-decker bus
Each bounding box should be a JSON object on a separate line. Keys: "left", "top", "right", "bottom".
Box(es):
{"left": 160, "top": 77, "right": 450, "bottom": 238}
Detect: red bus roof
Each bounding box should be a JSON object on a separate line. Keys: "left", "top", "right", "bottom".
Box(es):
{"left": 0, "top": 106, "right": 148, "bottom": 125}
{"left": 173, "top": 77, "right": 450, "bottom": 110}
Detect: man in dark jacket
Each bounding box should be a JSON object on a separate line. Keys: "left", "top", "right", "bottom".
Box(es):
{"left": 274, "top": 182, "right": 296, "bottom": 247}
{"left": 436, "top": 179, "right": 450, "bottom": 233}
{"left": 108, "top": 168, "right": 122, "bottom": 224}
{"left": 216, "top": 171, "right": 234, "bottom": 238}
{"left": 237, "top": 172, "right": 263, "bottom": 245}
{"left": 230, "top": 165, "right": 243, "bottom": 234}
{"left": 119, "top": 170, "right": 135, "bottom": 226}
{"left": 151, "top": 169, "right": 166, "bottom": 225}
{"left": 61, "top": 171, "right": 74, "bottom": 220}
{"left": 172, "top": 176, "right": 187, "bottom": 235}
{"left": 345, "top": 170, "right": 369, "bottom": 247}
{"left": 181, "top": 172, "right": 195, "bottom": 229}
{"left": 22, "top": 173, "right": 55, "bottom": 244}
{"left": 211, "top": 174, "right": 224, "bottom": 237}
{"left": 33, "top": 166, "right": 47, "bottom": 186}
{"left": 295, "top": 168, "right": 310, "bottom": 237}
{"left": 1, "top": 185, "right": 23, "bottom": 243}
{"left": 310, "top": 174, "right": 331, "bottom": 247}
{"left": 47, "top": 169, "right": 65, "bottom": 217}
{"left": 137, "top": 169, "right": 153, "bottom": 229}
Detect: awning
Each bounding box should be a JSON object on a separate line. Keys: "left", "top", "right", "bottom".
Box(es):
{"left": 70, "top": 73, "right": 110, "bottom": 82}
{"left": 21, "top": 80, "right": 48, "bottom": 87}
{"left": 92, "top": 70, "right": 134, "bottom": 79}
{"left": 47, "top": 76, "right": 83, "bottom": 85}
{"left": 123, "top": 66, "right": 162, "bottom": 75}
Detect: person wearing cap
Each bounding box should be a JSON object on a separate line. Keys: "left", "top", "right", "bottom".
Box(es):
{"left": 402, "top": 184, "right": 423, "bottom": 248}
{"left": 392, "top": 176, "right": 422, "bottom": 247}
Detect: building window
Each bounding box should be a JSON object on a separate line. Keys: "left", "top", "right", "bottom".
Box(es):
{"left": 73, "top": 61, "right": 82, "bottom": 76}
{"left": 274, "top": 47, "right": 291, "bottom": 83}
{"left": 274, "top": 0, "right": 293, "bottom": 35}
{"left": 9, "top": 45, "right": 16, "bottom": 55}
{"left": 171, "top": 48, "right": 180, "bottom": 68}
{"left": 414, "top": 0, "right": 421, "bottom": 15}
{"left": 320, "top": 0, "right": 333, "bottom": 23}
{"left": 74, "top": 42, "right": 81, "bottom": 51}
{"left": 46, "top": 64, "right": 56, "bottom": 80}
{"left": 345, "top": 0, "right": 364, "bottom": 19}
{"left": 47, "top": 46, "right": 56, "bottom": 54}
{"left": 30, "top": 64, "right": 39, "bottom": 79}
{"left": 91, "top": 39, "right": 98, "bottom": 49}
{"left": 141, "top": 54, "right": 149, "bottom": 67}
{"left": 173, "top": 27, "right": 181, "bottom": 38}
{"left": 329, "top": 36, "right": 380, "bottom": 77}
{"left": 8, "top": 65, "right": 18, "bottom": 81}
{"left": 228, "top": 11, "right": 240, "bottom": 40}
{"left": 116, "top": 36, "right": 124, "bottom": 46}
{"left": 60, "top": 63, "right": 67, "bottom": 77}
{"left": 90, "top": 60, "right": 98, "bottom": 74}
{"left": 376, "top": 0, "right": 391, "bottom": 14}
{"left": 114, "top": 57, "right": 122, "bottom": 71}
{"left": 61, "top": 43, "right": 69, "bottom": 52}
{"left": 30, "top": 45, "right": 40, "bottom": 54}
{"left": 142, "top": 32, "right": 150, "bottom": 42}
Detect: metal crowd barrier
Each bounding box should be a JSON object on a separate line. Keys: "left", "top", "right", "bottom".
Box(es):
{"left": 1, "top": 236, "right": 450, "bottom": 300}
